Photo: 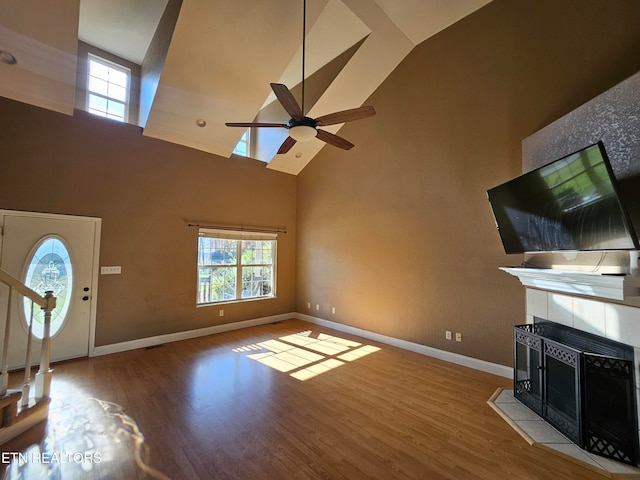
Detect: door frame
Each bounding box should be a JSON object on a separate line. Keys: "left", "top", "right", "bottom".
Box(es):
{"left": 0, "top": 210, "right": 102, "bottom": 357}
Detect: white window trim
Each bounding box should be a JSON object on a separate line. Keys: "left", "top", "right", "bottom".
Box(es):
{"left": 86, "top": 53, "right": 131, "bottom": 123}
{"left": 197, "top": 228, "right": 277, "bottom": 306}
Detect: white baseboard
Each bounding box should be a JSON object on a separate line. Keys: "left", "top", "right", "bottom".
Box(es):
{"left": 295, "top": 313, "right": 512, "bottom": 378}
{"left": 90, "top": 313, "right": 294, "bottom": 357}
{"left": 90, "top": 311, "right": 511, "bottom": 379}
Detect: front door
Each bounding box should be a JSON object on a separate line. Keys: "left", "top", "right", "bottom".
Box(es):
{"left": 0, "top": 211, "right": 100, "bottom": 369}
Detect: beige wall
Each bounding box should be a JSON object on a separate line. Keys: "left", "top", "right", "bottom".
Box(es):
{"left": 2, "top": 0, "right": 640, "bottom": 366}
{"left": 296, "top": 0, "right": 640, "bottom": 366}
{"left": 0, "top": 102, "right": 297, "bottom": 346}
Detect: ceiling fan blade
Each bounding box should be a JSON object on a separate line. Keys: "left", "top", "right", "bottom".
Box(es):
{"left": 316, "top": 129, "right": 354, "bottom": 150}
{"left": 277, "top": 136, "right": 297, "bottom": 154}
{"left": 225, "top": 122, "right": 287, "bottom": 128}
{"left": 315, "top": 106, "right": 376, "bottom": 126}
{"left": 270, "top": 83, "right": 303, "bottom": 121}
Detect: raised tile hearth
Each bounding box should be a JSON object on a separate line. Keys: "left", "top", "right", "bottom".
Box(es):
{"left": 488, "top": 389, "right": 640, "bottom": 478}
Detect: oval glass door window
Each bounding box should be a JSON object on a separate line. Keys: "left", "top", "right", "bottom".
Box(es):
{"left": 22, "top": 236, "right": 73, "bottom": 339}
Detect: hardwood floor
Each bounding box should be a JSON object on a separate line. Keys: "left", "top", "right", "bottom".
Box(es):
{"left": 0, "top": 319, "right": 610, "bottom": 479}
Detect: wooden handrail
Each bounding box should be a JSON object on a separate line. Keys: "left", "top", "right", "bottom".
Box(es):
{"left": 0, "top": 269, "right": 46, "bottom": 308}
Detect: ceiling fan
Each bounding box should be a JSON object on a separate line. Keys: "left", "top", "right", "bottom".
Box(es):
{"left": 225, "top": 0, "right": 376, "bottom": 154}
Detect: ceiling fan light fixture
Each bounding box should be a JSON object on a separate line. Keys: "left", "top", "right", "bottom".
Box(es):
{"left": 288, "top": 125, "right": 317, "bottom": 142}
{"left": 224, "top": 0, "right": 375, "bottom": 154}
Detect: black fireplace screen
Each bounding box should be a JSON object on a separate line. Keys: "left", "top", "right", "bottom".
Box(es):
{"left": 584, "top": 354, "right": 637, "bottom": 464}
{"left": 544, "top": 340, "right": 581, "bottom": 445}
{"left": 514, "top": 326, "right": 542, "bottom": 416}
{"left": 513, "top": 322, "right": 639, "bottom": 466}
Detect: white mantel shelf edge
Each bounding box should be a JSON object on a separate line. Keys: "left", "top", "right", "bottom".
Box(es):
{"left": 500, "top": 267, "right": 640, "bottom": 304}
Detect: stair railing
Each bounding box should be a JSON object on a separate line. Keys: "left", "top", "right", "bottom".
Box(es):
{"left": 0, "top": 268, "right": 56, "bottom": 402}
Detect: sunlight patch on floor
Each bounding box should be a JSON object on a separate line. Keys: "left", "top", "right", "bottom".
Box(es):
{"left": 290, "top": 358, "right": 345, "bottom": 381}
{"left": 232, "top": 330, "right": 381, "bottom": 381}
{"left": 1, "top": 379, "right": 169, "bottom": 480}
{"left": 338, "top": 345, "right": 381, "bottom": 361}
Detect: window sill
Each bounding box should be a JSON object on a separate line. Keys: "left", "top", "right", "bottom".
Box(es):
{"left": 196, "top": 295, "right": 277, "bottom": 308}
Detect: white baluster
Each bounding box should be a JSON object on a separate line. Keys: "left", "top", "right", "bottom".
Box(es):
{"left": 21, "top": 300, "right": 34, "bottom": 407}
{"left": 0, "top": 287, "right": 13, "bottom": 396}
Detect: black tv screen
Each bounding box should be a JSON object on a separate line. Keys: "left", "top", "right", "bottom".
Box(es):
{"left": 487, "top": 142, "right": 639, "bottom": 254}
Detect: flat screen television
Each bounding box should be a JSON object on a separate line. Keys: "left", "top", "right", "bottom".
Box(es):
{"left": 487, "top": 141, "right": 639, "bottom": 254}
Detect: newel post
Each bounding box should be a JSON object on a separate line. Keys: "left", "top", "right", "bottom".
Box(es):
{"left": 34, "top": 290, "right": 55, "bottom": 399}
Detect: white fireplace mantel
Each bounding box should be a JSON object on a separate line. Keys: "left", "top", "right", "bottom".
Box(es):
{"left": 500, "top": 267, "right": 640, "bottom": 305}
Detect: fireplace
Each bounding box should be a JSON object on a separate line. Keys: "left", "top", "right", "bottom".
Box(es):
{"left": 500, "top": 262, "right": 640, "bottom": 471}
{"left": 514, "top": 319, "right": 639, "bottom": 465}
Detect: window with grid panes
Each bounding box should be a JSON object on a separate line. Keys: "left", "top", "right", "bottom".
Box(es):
{"left": 87, "top": 54, "right": 130, "bottom": 122}
{"left": 197, "top": 229, "right": 276, "bottom": 305}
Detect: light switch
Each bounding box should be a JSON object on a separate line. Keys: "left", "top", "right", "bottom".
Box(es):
{"left": 101, "top": 266, "right": 121, "bottom": 275}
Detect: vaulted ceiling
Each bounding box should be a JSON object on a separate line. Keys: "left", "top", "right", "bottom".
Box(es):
{"left": 0, "top": 0, "right": 492, "bottom": 175}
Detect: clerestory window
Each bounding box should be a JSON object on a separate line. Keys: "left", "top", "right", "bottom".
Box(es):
{"left": 86, "top": 54, "right": 130, "bottom": 122}
{"left": 197, "top": 229, "right": 276, "bottom": 305}
{"left": 232, "top": 129, "right": 251, "bottom": 157}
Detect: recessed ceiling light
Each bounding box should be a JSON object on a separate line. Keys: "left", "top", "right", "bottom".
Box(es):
{"left": 0, "top": 50, "right": 17, "bottom": 65}
{"left": 295, "top": 152, "right": 303, "bottom": 158}
{"left": 196, "top": 119, "right": 206, "bottom": 127}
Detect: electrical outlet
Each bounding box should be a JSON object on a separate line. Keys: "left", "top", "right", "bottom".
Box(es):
{"left": 219, "top": 309, "right": 224, "bottom": 317}
{"left": 331, "top": 307, "right": 336, "bottom": 314}
{"left": 445, "top": 330, "right": 452, "bottom": 340}
{"left": 455, "top": 332, "right": 462, "bottom": 342}
{"left": 315, "top": 304, "right": 320, "bottom": 311}
{"left": 307, "top": 302, "right": 311, "bottom": 309}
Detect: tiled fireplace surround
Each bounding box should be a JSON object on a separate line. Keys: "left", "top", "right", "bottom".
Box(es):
{"left": 522, "top": 281, "right": 640, "bottom": 456}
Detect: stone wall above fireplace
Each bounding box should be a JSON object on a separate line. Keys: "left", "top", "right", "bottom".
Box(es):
{"left": 522, "top": 70, "right": 640, "bottom": 236}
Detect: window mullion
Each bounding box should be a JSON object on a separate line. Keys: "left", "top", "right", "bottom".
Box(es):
{"left": 236, "top": 241, "right": 242, "bottom": 300}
